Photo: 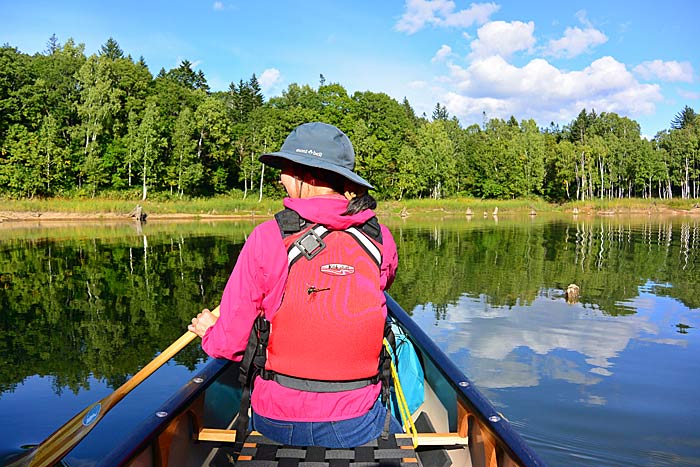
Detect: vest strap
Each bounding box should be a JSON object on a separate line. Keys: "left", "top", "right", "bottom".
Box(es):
{"left": 234, "top": 316, "right": 270, "bottom": 447}
{"left": 345, "top": 227, "right": 381, "bottom": 267}
{"left": 261, "top": 370, "right": 380, "bottom": 393}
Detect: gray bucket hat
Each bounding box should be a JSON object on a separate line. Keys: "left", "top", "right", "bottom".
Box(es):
{"left": 259, "top": 122, "right": 373, "bottom": 189}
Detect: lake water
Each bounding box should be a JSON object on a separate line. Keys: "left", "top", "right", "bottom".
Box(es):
{"left": 0, "top": 214, "right": 698, "bottom": 466}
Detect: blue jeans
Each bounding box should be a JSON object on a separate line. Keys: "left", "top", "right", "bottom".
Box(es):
{"left": 251, "top": 399, "right": 403, "bottom": 447}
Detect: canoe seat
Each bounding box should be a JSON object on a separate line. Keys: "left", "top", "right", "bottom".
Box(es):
{"left": 211, "top": 431, "right": 422, "bottom": 466}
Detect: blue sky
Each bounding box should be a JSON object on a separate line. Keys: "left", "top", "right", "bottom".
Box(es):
{"left": 2, "top": 0, "right": 699, "bottom": 138}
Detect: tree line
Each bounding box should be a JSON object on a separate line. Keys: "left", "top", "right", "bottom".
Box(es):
{"left": 1, "top": 36, "right": 699, "bottom": 202}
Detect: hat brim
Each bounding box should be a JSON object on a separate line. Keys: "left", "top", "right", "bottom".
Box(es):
{"left": 259, "top": 151, "right": 374, "bottom": 189}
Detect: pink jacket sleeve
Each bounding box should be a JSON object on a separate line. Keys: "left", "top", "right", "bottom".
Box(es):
{"left": 380, "top": 224, "right": 398, "bottom": 291}
{"left": 201, "top": 220, "right": 288, "bottom": 360}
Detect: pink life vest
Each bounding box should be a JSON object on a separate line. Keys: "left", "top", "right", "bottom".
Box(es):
{"left": 264, "top": 212, "right": 385, "bottom": 385}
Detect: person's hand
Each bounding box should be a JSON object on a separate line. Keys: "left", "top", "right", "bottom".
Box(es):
{"left": 188, "top": 308, "right": 218, "bottom": 338}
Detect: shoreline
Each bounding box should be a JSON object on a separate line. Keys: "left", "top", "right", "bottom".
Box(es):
{"left": 0, "top": 211, "right": 267, "bottom": 223}
{"left": 2, "top": 205, "right": 700, "bottom": 224}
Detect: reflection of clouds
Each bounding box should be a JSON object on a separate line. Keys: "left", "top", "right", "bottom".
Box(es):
{"left": 468, "top": 359, "right": 540, "bottom": 389}
{"left": 547, "top": 354, "right": 601, "bottom": 385}
{"left": 582, "top": 395, "right": 607, "bottom": 406}
{"left": 590, "top": 367, "right": 612, "bottom": 377}
{"left": 638, "top": 338, "right": 688, "bottom": 347}
{"left": 418, "top": 294, "right": 660, "bottom": 389}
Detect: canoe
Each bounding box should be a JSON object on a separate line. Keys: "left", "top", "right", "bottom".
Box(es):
{"left": 43, "top": 293, "right": 546, "bottom": 466}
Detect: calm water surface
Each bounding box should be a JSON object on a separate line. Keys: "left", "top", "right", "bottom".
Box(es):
{"left": 0, "top": 215, "right": 698, "bottom": 466}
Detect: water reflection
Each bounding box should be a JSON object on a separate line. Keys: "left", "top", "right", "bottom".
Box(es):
{"left": 389, "top": 216, "right": 700, "bottom": 314}
{"left": 420, "top": 291, "right": 672, "bottom": 390}
{"left": 1, "top": 216, "right": 699, "bottom": 466}
{"left": 389, "top": 216, "right": 700, "bottom": 466}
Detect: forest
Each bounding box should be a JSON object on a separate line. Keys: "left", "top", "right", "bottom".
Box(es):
{"left": 1, "top": 36, "right": 699, "bottom": 202}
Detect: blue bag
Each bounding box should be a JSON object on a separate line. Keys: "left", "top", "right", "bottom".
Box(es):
{"left": 388, "top": 321, "right": 425, "bottom": 417}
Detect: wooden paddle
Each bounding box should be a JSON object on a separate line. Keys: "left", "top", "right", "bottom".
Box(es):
{"left": 13, "top": 306, "right": 220, "bottom": 467}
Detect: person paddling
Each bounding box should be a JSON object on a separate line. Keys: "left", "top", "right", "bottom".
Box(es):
{"left": 189, "top": 122, "right": 401, "bottom": 447}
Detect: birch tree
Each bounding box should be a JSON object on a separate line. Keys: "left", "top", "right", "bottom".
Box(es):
{"left": 135, "top": 101, "right": 161, "bottom": 200}
{"left": 76, "top": 55, "right": 123, "bottom": 195}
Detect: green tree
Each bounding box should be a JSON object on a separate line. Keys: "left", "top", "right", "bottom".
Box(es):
{"left": 348, "top": 91, "right": 413, "bottom": 196}
{"left": 76, "top": 54, "right": 124, "bottom": 195}
{"left": 194, "top": 94, "right": 235, "bottom": 194}
{"left": 166, "top": 60, "right": 208, "bottom": 91}
{"left": 0, "top": 46, "right": 34, "bottom": 164}
{"left": 414, "top": 120, "right": 456, "bottom": 199}
{"left": 432, "top": 102, "right": 449, "bottom": 121}
{"left": 318, "top": 83, "right": 352, "bottom": 127}
{"left": 134, "top": 101, "right": 163, "bottom": 200}
{"left": 223, "top": 74, "right": 265, "bottom": 125}
{"left": 476, "top": 117, "right": 534, "bottom": 198}
{"left": 169, "top": 107, "right": 201, "bottom": 197}
{"left": 634, "top": 139, "right": 664, "bottom": 198}
{"left": 38, "top": 113, "right": 68, "bottom": 194}
{"left": 45, "top": 34, "right": 60, "bottom": 54}
{"left": 99, "top": 37, "right": 124, "bottom": 60}
{"left": 239, "top": 106, "right": 292, "bottom": 200}
{"left": 671, "top": 105, "right": 698, "bottom": 130}
{"left": 268, "top": 83, "right": 320, "bottom": 111}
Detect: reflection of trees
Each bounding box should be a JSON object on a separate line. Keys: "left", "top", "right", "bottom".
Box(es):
{"left": 0, "top": 223, "right": 252, "bottom": 396}
{"left": 389, "top": 218, "right": 699, "bottom": 315}
{"left": 1, "top": 217, "right": 697, "bottom": 397}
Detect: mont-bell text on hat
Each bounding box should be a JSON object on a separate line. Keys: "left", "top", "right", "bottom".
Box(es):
{"left": 295, "top": 148, "right": 323, "bottom": 157}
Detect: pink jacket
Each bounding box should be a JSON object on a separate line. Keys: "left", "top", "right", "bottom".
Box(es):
{"left": 202, "top": 194, "right": 398, "bottom": 421}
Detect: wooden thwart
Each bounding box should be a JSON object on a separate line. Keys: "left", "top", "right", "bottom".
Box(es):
{"left": 197, "top": 428, "right": 468, "bottom": 446}
{"left": 397, "top": 432, "right": 469, "bottom": 446}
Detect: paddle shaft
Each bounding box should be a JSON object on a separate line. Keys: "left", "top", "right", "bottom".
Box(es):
{"left": 20, "top": 306, "right": 220, "bottom": 467}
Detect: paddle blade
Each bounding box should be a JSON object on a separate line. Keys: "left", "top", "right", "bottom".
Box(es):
{"left": 4, "top": 401, "right": 104, "bottom": 467}
{"left": 10, "top": 305, "right": 219, "bottom": 467}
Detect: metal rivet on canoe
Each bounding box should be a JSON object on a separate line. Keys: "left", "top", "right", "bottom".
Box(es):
{"left": 458, "top": 381, "right": 469, "bottom": 387}
{"left": 488, "top": 415, "right": 501, "bottom": 423}
{"left": 193, "top": 377, "right": 204, "bottom": 384}
{"left": 155, "top": 411, "right": 168, "bottom": 418}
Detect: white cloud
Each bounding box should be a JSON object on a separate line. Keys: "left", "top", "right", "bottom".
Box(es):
{"left": 634, "top": 60, "right": 694, "bottom": 83}
{"left": 395, "top": 0, "right": 499, "bottom": 34}
{"left": 543, "top": 10, "right": 607, "bottom": 59}
{"left": 545, "top": 26, "right": 608, "bottom": 58}
{"left": 441, "top": 2, "right": 501, "bottom": 28}
{"left": 258, "top": 68, "right": 282, "bottom": 94}
{"left": 213, "top": 1, "right": 224, "bottom": 11}
{"left": 440, "top": 55, "right": 662, "bottom": 126}
{"left": 432, "top": 44, "right": 453, "bottom": 63}
{"left": 469, "top": 21, "right": 536, "bottom": 59}
{"left": 575, "top": 9, "right": 593, "bottom": 28}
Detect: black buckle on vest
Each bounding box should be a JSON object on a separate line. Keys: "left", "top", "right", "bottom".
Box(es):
{"left": 294, "top": 228, "right": 326, "bottom": 260}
